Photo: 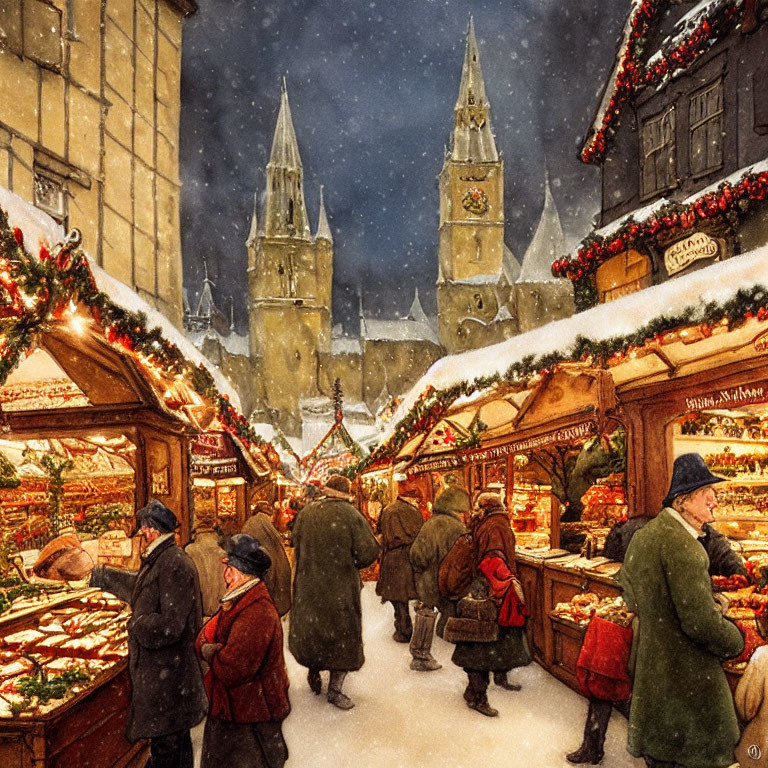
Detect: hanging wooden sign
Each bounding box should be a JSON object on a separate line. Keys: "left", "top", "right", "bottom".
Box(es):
{"left": 664, "top": 232, "right": 720, "bottom": 276}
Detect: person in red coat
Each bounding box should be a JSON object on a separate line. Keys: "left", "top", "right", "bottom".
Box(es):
{"left": 196, "top": 534, "right": 291, "bottom": 768}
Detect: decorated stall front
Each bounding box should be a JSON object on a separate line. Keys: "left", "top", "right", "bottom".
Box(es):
{"left": 0, "top": 200, "right": 280, "bottom": 766}
{"left": 356, "top": 246, "right": 768, "bottom": 693}
{"left": 190, "top": 430, "right": 276, "bottom": 535}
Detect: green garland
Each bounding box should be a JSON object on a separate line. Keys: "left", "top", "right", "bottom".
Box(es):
{"left": 0, "top": 451, "right": 20, "bottom": 489}
{"left": 0, "top": 207, "right": 279, "bottom": 466}
{"left": 346, "top": 283, "right": 768, "bottom": 476}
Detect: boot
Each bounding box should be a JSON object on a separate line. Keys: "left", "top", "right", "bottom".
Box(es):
{"left": 307, "top": 668, "right": 322, "bottom": 695}
{"left": 493, "top": 671, "right": 522, "bottom": 691}
{"left": 565, "top": 697, "right": 611, "bottom": 764}
{"left": 392, "top": 601, "right": 412, "bottom": 643}
{"left": 465, "top": 670, "right": 497, "bottom": 717}
{"left": 327, "top": 670, "right": 354, "bottom": 710}
{"left": 409, "top": 604, "right": 441, "bottom": 671}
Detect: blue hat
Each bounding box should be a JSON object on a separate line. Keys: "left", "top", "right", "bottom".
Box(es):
{"left": 662, "top": 453, "right": 726, "bottom": 507}
{"left": 131, "top": 499, "right": 179, "bottom": 537}
{"left": 224, "top": 534, "right": 271, "bottom": 578}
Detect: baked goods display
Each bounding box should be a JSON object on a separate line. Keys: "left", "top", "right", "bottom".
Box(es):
{"left": 0, "top": 590, "right": 129, "bottom": 717}
{"left": 551, "top": 593, "right": 634, "bottom": 627}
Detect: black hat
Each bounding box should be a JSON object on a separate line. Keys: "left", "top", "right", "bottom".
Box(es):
{"left": 662, "top": 453, "right": 726, "bottom": 507}
{"left": 224, "top": 534, "right": 271, "bottom": 578}
{"left": 130, "top": 499, "right": 179, "bottom": 537}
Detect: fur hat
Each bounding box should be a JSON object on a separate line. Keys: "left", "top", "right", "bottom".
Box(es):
{"left": 433, "top": 487, "right": 470, "bottom": 516}
{"left": 475, "top": 491, "right": 505, "bottom": 512}
{"left": 131, "top": 499, "right": 179, "bottom": 537}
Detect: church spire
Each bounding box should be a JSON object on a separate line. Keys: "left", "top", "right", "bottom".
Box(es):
{"left": 315, "top": 185, "right": 333, "bottom": 243}
{"left": 451, "top": 17, "right": 498, "bottom": 163}
{"left": 264, "top": 78, "right": 310, "bottom": 238}
{"left": 246, "top": 190, "right": 259, "bottom": 247}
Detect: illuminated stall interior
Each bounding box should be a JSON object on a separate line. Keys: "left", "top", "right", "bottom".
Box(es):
{"left": 673, "top": 406, "right": 768, "bottom": 549}
{"left": 393, "top": 366, "right": 627, "bottom": 551}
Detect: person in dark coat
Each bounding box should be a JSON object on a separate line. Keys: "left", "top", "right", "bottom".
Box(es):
{"left": 197, "top": 534, "right": 291, "bottom": 768}
{"left": 450, "top": 492, "right": 530, "bottom": 717}
{"left": 288, "top": 475, "right": 380, "bottom": 709}
{"left": 90, "top": 500, "right": 207, "bottom": 768}
{"left": 409, "top": 486, "right": 468, "bottom": 671}
{"left": 375, "top": 490, "right": 423, "bottom": 642}
{"left": 242, "top": 503, "right": 292, "bottom": 617}
{"left": 619, "top": 454, "right": 743, "bottom": 768}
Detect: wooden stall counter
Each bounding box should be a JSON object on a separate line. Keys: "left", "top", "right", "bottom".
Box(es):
{"left": 0, "top": 661, "right": 146, "bottom": 768}
{"left": 0, "top": 587, "right": 147, "bottom": 768}
{"left": 541, "top": 555, "right": 622, "bottom": 693}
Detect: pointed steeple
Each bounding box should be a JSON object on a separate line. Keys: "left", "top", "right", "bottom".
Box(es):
{"left": 407, "top": 288, "right": 429, "bottom": 324}
{"left": 195, "top": 260, "right": 216, "bottom": 318}
{"left": 358, "top": 290, "right": 367, "bottom": 339}
{"left": 451, "top": 17, "right": 498, "bottom": 163}
{"left": 518, "top": 174, "right": 566, "bottom": 283}
{"left": 315, "top": 185, "right": 333, "bottom": 243}
{"left": 246, "top": 191, "right": 259, "bottom": 247}
{"left": 264, "top": 78, "right": 310, "bottom": 238}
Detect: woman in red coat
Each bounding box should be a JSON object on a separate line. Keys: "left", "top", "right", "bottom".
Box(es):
{"left": 196, "top": 534, "right": 291, "bottom": 768}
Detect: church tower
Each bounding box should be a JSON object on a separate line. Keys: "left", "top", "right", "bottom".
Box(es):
{"left": 437, "top": 19, "right": 506, "bottom": 354}
{"left": 248, "top": 80, "right": 333, "bottom": 433}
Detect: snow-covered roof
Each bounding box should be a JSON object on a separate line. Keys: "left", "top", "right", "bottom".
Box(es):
{"left": 518, "top": 178, "right": 566, "bottom": 284}
{"left": 331, "top": 335, "right": 362, "bottom": 355}
{"left": 646, "top": 0, "right": 735, "bottom": 80}
{"left": 596, "top": 158, "right": 768, "bottom": 241}
{"left": 383, "top": 244, "right": 768, "bottom": 442}
{"left": 445, "top": 273, "right": 499, "bottom": 286}
{"left": 0, "top": 184, "right": 243, "bottom": 412}
{"left": 189, "top": 328, "right": 250, "bottom": 358}
{"left": 493, "top": 304, "right": 514, "bottom": 322}
{"left": 363, "top": 317, "right": 440, "bottom": 346}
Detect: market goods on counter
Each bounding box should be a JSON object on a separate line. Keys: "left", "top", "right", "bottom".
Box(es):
{"left": 0, "top": 587, "right": 131, "bottom": 717}
{"left": 712, "top": 573, "right": 750, "bottom": 591}
{"left": 594, "top": 597, "right": 634, "bottom": 628}
{"left": 551, "top": 593, "right": 633, "bottom": 627}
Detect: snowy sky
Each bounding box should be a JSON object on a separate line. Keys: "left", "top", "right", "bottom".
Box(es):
{"left": 179, "top": 0, "right": 630, "bottom": 333}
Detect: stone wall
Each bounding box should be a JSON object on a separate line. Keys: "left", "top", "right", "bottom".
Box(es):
{"left": 0, "top": 0, "right": 191, "bottom": 326}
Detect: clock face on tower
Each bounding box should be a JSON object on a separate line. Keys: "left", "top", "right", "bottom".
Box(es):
{"left": 462, "top": 185, "right": 488, "bottom": 215}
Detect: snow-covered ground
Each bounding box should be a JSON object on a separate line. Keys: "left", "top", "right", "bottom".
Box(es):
{"left": 193, "top": 583, "right": 643, "bottom": 767}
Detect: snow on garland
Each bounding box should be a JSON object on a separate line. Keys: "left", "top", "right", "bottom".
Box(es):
{"left": 348, "top": 283, "right": 768, "bottom": 475}
{"left": 0, "top": 207, "right": 280, "bottom": 467}
{"left": 581, "top": 0, "right": 746, "bottom": 165}
{"left": 551, "top": 167, "right": 768, "bottom": 283}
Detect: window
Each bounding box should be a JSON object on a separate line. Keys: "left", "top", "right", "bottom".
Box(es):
{"left": 641, "top": 106, "right": 676, "bottom": 197}
{"left": 689, "top": 80, "right": 723, "bottom": 175}
{"left": 34, "top": 170, "right": 66, "bottom": 225}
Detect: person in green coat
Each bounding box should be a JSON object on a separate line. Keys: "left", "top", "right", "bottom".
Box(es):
{"left": 288, "top": 475, "right": 380, "bottom": 710}
{"left": 619, "top": 453, "right": 744, "bottom": 768}
{"left": 409, "top": 486, "right": 468, "bottom": 671}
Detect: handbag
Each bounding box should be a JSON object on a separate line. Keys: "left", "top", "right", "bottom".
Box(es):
{"left": 443, "top": 591, "right": 499, "bottom": 643}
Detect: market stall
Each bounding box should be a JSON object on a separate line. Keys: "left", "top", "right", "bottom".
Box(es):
{"left": 0, "top": 199, "right": 281, "bottom": 764}
{"left": 190, "top": 430, "right": 275, "bottom": 534}
{"left": 355, "top": 246, "right": 768, "bottom": 692}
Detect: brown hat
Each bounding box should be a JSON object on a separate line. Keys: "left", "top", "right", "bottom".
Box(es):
{"left": 325, "top": 475, "right": 351, "bottom": 495}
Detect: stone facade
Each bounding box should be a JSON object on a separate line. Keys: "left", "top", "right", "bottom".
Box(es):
{"left": 0, "top": 0, "right": 194, "bottom": 326}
